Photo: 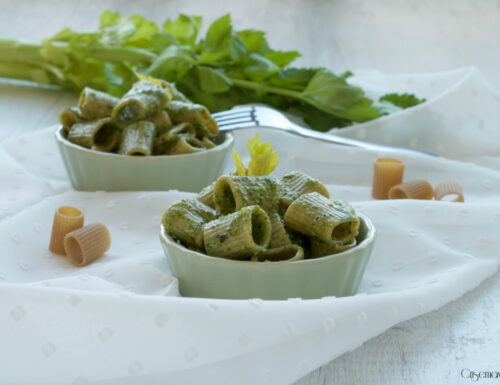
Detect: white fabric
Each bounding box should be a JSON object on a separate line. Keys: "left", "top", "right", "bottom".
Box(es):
{"left": 0, "top": 67, "right": 499, "bottom": 385}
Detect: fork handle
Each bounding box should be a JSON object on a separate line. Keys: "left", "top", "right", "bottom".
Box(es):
{"left": 283, "top": 122, "right": 437, "bottom": 157}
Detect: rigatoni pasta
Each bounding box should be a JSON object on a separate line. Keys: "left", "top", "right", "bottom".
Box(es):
{"left": 204, "top": 205, "right": 272, "bottom": 259}
{"left": 389, "top": 179, "right": 434, "bottom": 200}
{"left": 64, "top": 223, "right": 111, "bottom": 266}
{"left": 162, "top": 199, "right": 216, "bottom": 250}
{"left": 163, "top": 171, "right": 361, "bottom": 262}
{"left": 434, "top": 180, "right": 464, "bottom": 202}
{"left": 68, "top": 118, "right": 118, "bottom": 149}
{"left": 78, "top": 87, "right": 119, "bottom": 120}
{"left": 112, "top": 80, "right": 170, "bottom": 122}
{"left": 284, "top": 192, "right": 359, "bottom": 244}
{"left": 49, "top": 206, "right": 84, "bottom": 255}
{"left": 372, "top": 158, "right": 405, "bottom": 199}
{"left": 280, "top": 171, "right": 330, "bottom": 212}
{"left": 61, "top": 79, "right": 221, "bottom": 156}
{"left": 214, "top": 175, "right": 279, "bottom": 214}
{"left": 118, "top": 121, "right": 155, "bottom": 156}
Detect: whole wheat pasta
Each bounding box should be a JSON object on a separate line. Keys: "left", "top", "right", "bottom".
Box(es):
{"left": 434, "top": 180, "right": 464, "bottom": 202}
{"left": 63, "top": 223, "right": 111, "bottom": 267}
{"left": 372, "top": 158, "right": 405, "bottom": 199}
{"left": 49, "top": 206, "right": 84, "bottom": 256}
{"left": 389, "top": 179, "right": 434, "bottom": 200}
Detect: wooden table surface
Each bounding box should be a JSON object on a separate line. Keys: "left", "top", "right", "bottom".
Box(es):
{"left": 1, "top": 1, "right": 499, "bottom": 384}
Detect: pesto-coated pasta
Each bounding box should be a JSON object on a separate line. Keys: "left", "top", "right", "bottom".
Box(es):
{"left": 68, "top": 118, "right": 118, "bottom": 149}
{"left": 284, "top": 192, "right": 360, "bottom": 244}
{"left": 78, "top": 87, "right": 119, "bottom": 120}
{"left": 59, "top": 107, "right": 83, "bottom": 132}
{"left": 168, "top": 134, "right": 206, "bottom": 155}
{"left": 256, "top": 244, "right": 304, "bottom": 262}
{"left": 118, "top": 121, "right": 155, "bottom": 156}
{"left": 310, "top": 237, "right": 357, "bottom": 258}
{"left": 163, "top": 202, "right": 210, "bottom": 249}
{"left": 196, "top": 182, "right": 216, "bottom": 208}
{"left": 279, "top": 171, "right": 330, "bottom": 213}
{"left": 112, "top": 81, "right": 170, "bottom": 122}
{"left": 149, "top": 110, "right": 172, "bottom": 130}
{"left": 166, "top": 100, "right": 218, "bottom": 137}
{"left": 204, "top": 205, "right": 271, "bottom": 259}
{"left": 268, "top": 212, "right": 292, "bottom": 248}
{"left": 214, "top": 175, "right": 279, "bottom": 215}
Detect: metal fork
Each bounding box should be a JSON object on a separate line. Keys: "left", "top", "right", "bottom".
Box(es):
{"left": 213, "top": 105, "right": 435, "bottom": 156}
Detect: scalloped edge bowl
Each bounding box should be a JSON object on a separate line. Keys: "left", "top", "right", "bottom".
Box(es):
{"left": 55, "top": 125, "right": 234, "bottom": 192}
{"left": 160, "top": 213, "right": 376, "bottom": 300}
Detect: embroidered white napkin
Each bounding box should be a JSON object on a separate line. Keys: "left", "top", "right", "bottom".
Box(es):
{"left": 0, "top": 68, "right": 499, "bottom": 385}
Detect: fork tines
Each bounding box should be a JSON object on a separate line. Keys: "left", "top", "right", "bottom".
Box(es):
{"left": 213, "top": 107, "right": 258, "bottom": 128}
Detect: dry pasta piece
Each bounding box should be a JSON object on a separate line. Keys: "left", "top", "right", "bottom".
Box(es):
{"left": 63, "top": 223, "right": 111, "bottom": 267}
{"left": 434, "top": 180, "right": 464, "bottom": 202}
{"left": 49, "top": 206, "right": 84, "bottom": 256}
{"left": 372, "top": 158, "right": 405, "bottom": 199}
{"left": 389, "top": 179, "right": 434, "bottom": 200}
{"left": 253, "top": 244, "right": 304, "bottom": 262}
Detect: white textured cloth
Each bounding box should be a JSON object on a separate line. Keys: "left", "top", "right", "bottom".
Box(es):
{"left": 0, "top": 67, "right": 499, "bottom": 385}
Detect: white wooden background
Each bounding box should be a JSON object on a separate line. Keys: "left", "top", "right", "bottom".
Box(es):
{"left": 1, "top": 1, "right": 499, "bottom": 384}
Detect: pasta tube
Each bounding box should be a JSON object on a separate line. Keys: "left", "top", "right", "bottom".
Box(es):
{"left": 204, "top": 205, "right": 271, "bottom": 259}
{"left": 284, "top": 192, "right": 360, "bottom": 244}
{"left": 268, "top": 212, "right": 292, "bottom": 248}
{"left": 59, "top": 107, "right": 83, "bottom": 132}
{"left": 310, "top": 237, "right": 357, "bottom": 258}
{"left": 153, "top": 122, "right": 196, "bottom": 155}
{"left": 168, "top": 134, "right": 206, "bottom": 155}
{"left": 112, "top": 81, "right": 170, "bottom": 122}
{"left": 163, "top": 201, "right": 212, "bottom": 249}
{"left": 118, "top": 121, "right": 155, "bottom": 156}
{"left": 166, "top": 100, "right": 218, "bottom": 137}
{"left": 49, "top": 206, "right": 84, "bottom": 256}
{"left": 68, "top": 118, "right": 118, "bottom": 149}
{"left": 434, "top": 180, "right": 464, "bottom": 202}
{"left": 78, "top": 87, "right": 119, "bottom": 120}
{"left": 372, "top": 158, "right": 405, "bottom": 199}
{"left": 255, "top": 244, "right": 304, "bottom": 262}
{"left": 280, "top": 171, "right": 330, "bottom": 212}
{"left": 214, "top": 175, "right": 279, "bottom": 214}
{"left": 196, "top": 182, "right": 216, "bottom": 208}
{"left": 149, "top": 110, "right": 172, "bottom": 130}
{"left": 389, "top": 179, "right": 434, "bottom": 200}
{"left": 64, "top": 223, "right": 111, "bottom": 267}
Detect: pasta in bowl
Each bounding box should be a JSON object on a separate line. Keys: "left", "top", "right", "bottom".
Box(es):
{"left": 160, "top": 171, "right": 376, "bottom": 300}
{"left": 55, "top": 77, "right": 233, "bottom": 191}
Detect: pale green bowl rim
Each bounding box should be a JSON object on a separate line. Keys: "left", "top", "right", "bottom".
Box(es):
{"left": 160, "top": 212, "right": 375, "bottom": 268}
{"left": 54, "top": 125, "right": 234, "bottom": 160}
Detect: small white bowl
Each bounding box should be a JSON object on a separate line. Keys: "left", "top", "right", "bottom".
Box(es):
{"left": 160, "top": 213, "right": 376, "bottom": 300}
{"left": 55, "top": 126, "right": 234, "bottom": 192}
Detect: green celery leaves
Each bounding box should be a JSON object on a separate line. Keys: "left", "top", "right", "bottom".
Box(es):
{"left": 0, "top": 11, "right": 425, "bottom": 131}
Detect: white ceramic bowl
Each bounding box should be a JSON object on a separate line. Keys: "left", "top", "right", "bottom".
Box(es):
{"left": 55, "top": 126, "right": 234, "bottom": 192}
{"left": 160, "top": 213, "right": 376, "bottom": 300}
